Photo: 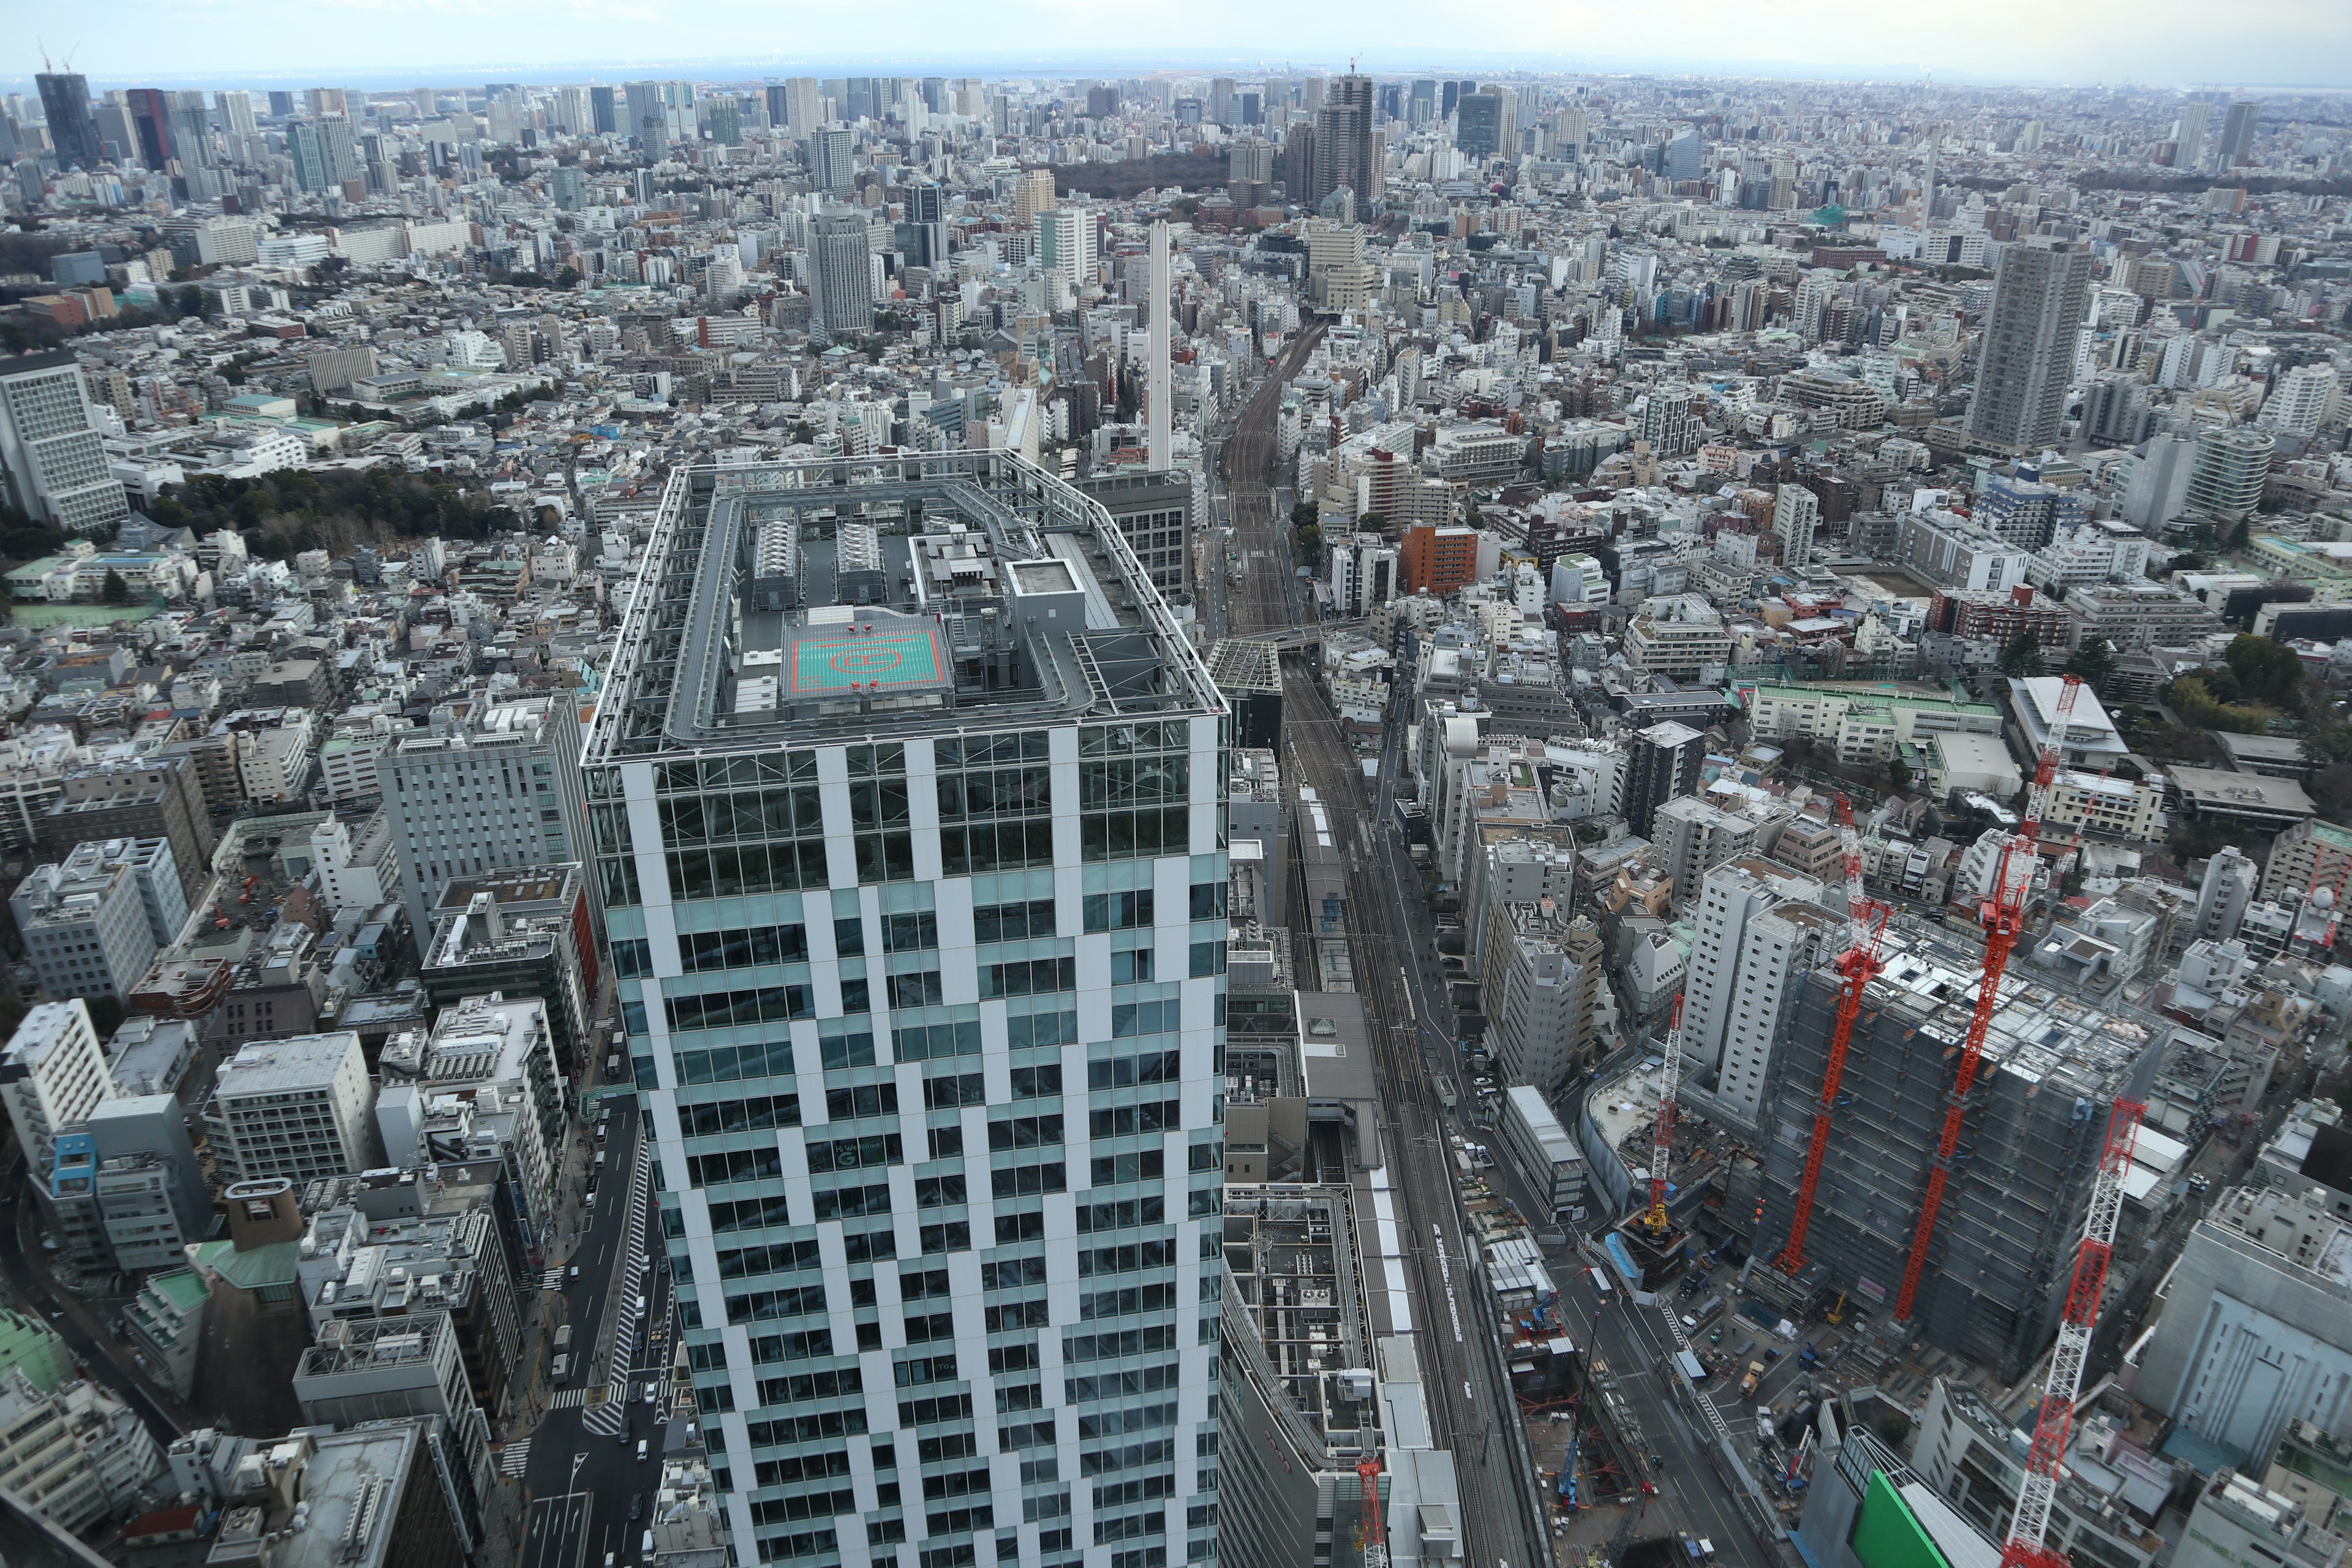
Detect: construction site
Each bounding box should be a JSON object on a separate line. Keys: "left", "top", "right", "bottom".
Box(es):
{"left": 1744, "top": 932, "right": 2163, "bottom": 1380}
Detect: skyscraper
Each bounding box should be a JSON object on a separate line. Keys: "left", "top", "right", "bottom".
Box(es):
{"left": 2216, "top": 100, "right": 2261, "bottom": 168}
{"left": 582, "top": 451, "right": 1226, "bottom": 1568}
{"left": 1310, "top": 74, "right": 1381, "bottom": 210}
{"left": 1456, "top": 91, "right": 1501, "bottom": 158}
{"left": 287, "top": 121, "right": 333, "bottom": 192}
{"left": 2172, "top": 100, "right": 2209, "bottom": 167}
{"left": 216, "top": 89, "right": 257, "bottom": 147}
{"left": 1033, "top": 207, "right": 1098, "bottom": 294}
{"left": 810, "top": 212, "right": 875, "bottom": 336}
{"left": 36, "top": 74, "right": 102, "bottom": 171}
{"left": 0, "top": 352, "right": 133, "bottom": 538}
{"left": 899, "top": 181, "right": 950, "bottom": 268}
{"left": 125, "top": 88, "right": 175, "bottom": 169}
{"left": 1961, "top": 237, "right": 2095, "bottom": 453}
{"left": 782, "top": 77, "right": 821, "bottom": 134}
{"left": 810, "top": 127, "right": 855, "bottom": 192}
{"left": 1012, "top": 166, "right": 1057, "bottom": 228}
{"left": 589, "top": 85, "right": 618, "bottom": 134}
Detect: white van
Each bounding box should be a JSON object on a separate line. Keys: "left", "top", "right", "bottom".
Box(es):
{"left": 635, "top": 1439, "right": 649, "bottom": 1462}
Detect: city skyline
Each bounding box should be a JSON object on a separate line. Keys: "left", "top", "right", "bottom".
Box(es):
{"left": 6, "top": 1, "right": 2352, "bottom": 90}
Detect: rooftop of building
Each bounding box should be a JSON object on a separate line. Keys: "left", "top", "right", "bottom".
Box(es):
{"left": 1865, "top": 926, "right": 2155, "bottom": 1099}
{"left": 211, "top": 1033, "right": 360, "bottom": 1099}
{"left": 587, "top": 453, "right": 1218, "bottom": 763}
{"left": 204, "top": 1427, "right": 423, "bottom": 1568}
{"left": 381, "top": 991, "right": 548, "bottom": 1084}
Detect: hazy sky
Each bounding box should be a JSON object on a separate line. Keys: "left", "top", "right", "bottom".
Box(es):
{"left": 6, "top": 0, "right": 2350, "bottom": 89}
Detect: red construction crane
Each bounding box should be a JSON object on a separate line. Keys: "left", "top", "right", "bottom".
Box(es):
{"left": 1357, "top": 1457, "right": 1389, "bottom": 1568}
{"left": 1894, "top": 675, "right": 2082, "bottom": 1322}
{"left": 1776, "top": 794, "right": 1887, "bottom": 1276}
{"left": 1645, "top": 992, "right": 1687, "bottom": 1233}
{"left": 1999, "top": 1098, "right": 2144, "bottom": 1568}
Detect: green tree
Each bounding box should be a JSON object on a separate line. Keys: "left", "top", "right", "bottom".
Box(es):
{"left": 1888, "top": 755, "right": 1915, "bottom": 794}
{"left": 1999, "top": 629, "right": 2046, "bottom": 677}
{"left": 100, "top": 568, "right": 129, "bottom": 605}
{"left": 2064, "top": 635, "right": 2118, "bottom": 695}
{"left": 2215, "top": 634, "right": 2307, "bottom": 712}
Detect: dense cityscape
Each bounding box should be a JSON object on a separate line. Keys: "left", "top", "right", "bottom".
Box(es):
{"left": 0, "top": 47, "right": 2340, "bottom": 1568}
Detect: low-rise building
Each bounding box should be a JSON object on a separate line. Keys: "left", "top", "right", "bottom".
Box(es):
{"left": 376, "top": 993, "right": 567, "bottom": 1238}
{"left": 203, "top": 1033, "right": 379, "bottom": 1187}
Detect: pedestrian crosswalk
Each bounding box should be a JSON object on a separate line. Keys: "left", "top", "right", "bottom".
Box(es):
{"left": 499, "top": 1439, "right": 531, "bottom": 1478}
{"left": 540, "top": 1268, "right": 564, "bottom": 1292}
{"left": 582, "top": 1389, "right": 628, "bottom": 1438}
{"left": 548, "top": 1388, "right": 592, "bottom": 1409}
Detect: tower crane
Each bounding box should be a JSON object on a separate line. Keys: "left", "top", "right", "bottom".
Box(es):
{"left": 1997, "top": 1097, "right": 2144, "bottom": 1568}
{"left": 1895, "top": 675, "right": 2082, "bottom": 1322}
{"left": 1776, "top": 794, "right": 1887, "bottom": 1275}
{"left": 1357, "top": 1457, "right": 1388, "bottom": 1568}
{"left": 1645, "top": 992, "right": 1686, "bottom": 1233}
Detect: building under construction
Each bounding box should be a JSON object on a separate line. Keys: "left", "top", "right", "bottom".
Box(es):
{"left": 1749, "top": 925, "right": 2163, "bottom": 1381}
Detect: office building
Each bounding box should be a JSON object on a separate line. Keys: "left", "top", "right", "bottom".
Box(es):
{"left": 421, "top": 868, "right": 598, "bottom": 1071}
{"left": 0, "top": 1002, "right": 115, "bottom": 1175}
{"left": 1910, "top": 1379, "right": 2166, "bottom": 1568}
{"left": 1622, "top": 720, "right": 1706, "bottom": 839}
{"left": 292, "top": 1312, "right": 493, "bottom": 1518}
{"left": 83, "top": 1093, "right": 211, "bottom": 1272}
{"left": 11, "top": 841, "right": 167, "bottom": 1002}
{"left": 376, "top": 993, "right": 567, "bottom": 1238}
{"left": 1076, "top": 470, "right": 1191, "bottom": 600}
{"left": 1773, "top": 483, "right": 1821, "bottom": 571}
{"left": 379, "top": 693, "right": 588, "bottom": 943}
{"left": 809, "top": 126, "right": 854, "bottom": 191}
{"left": 2137, "top": 1179, "right": 2352, "bottom": 1468}
{"left": 1962, "top": 238, "right": 2097, "bottom": 453}
{"left": 809, "top": 211, "right": 876, "bottom": 337}
{"left": 585, "top": 452, "right": 1226, "bottom": 1568}
{"left": 2174, "top": 101, "right": 2211, "bottom": 167}
{"left": 200, "top": 1423, "right": 481, "bottom": 1568}
{"left": 1792, "top": 1421, "right": 1994, "bottom": 1568}
{"left": 2174, "top": 1471, "right": 2344, "bottom": 1568}
{"left": 297, "top": 1163, "right": 525, "bottom": 1414}
{"left": 1499, "top": 1084, "right": 1586, "bottom": 1218}
{"left": 37, "top": 74, "right": 104, "bottom": 170}
{"left": 589, "top": 84, "right": 618, "bottom": 134}
{"left": 1751, "top": 930, "right": 2160, "bottom": 1379}
{"left": 0, "top": 352, "right": 133, "bottom": 538}
{"left": 1481, "top": 902, "right": 1606, "bottom": 1095}
{"left": 777, "top": 77, "right": 820, "bottom": 132}
{"left": 1033, "top": 205, "right": 1098, "bottom": 293}
{"left": 1310, "top": 74, "right": 1382, "bottom": 209}
{"left": 204, "top": 1033, "right": 379, "bottom": 1187}
{"left": 1457, "top": 91, "right": 1502, "bottom": 157}
{"left": 2217, "top": 100, "right": 2261, "bottom": 168}
{"left": 37, "top": 753, "right": 213, "bottom": 903}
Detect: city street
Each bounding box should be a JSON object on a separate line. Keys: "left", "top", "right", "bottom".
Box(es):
{"left": 515, "top": 1099, "right": 679, "bottom": 1568}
